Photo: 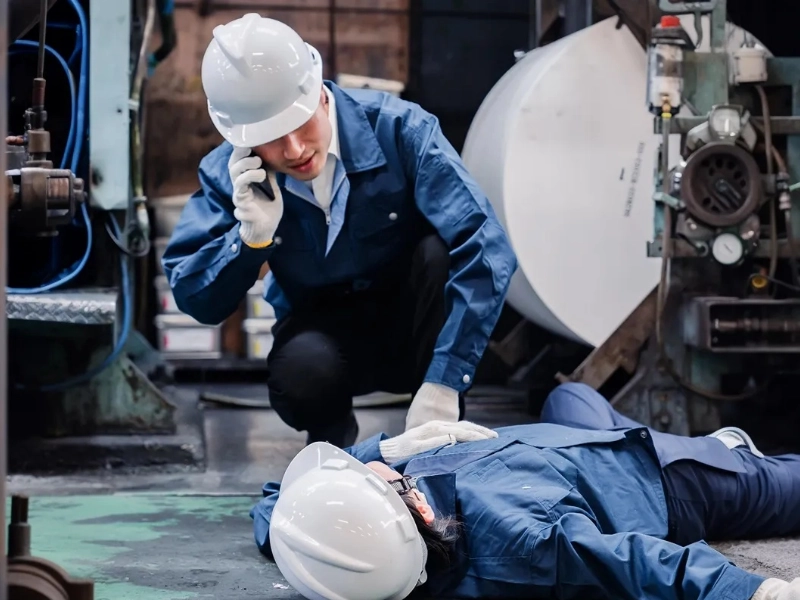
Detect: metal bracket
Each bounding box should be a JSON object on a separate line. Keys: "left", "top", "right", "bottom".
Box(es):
{"left": 658, "top": 0, "right": 718, "bottom": 13}
{"left": 557, "top": 287, "right": 659, "bottom": 389}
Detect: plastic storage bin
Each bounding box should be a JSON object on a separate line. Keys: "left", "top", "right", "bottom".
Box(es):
{"left": 243, "top": 318, "right": 277, "bottom": 359}
{"left": 155, "top": 314, "right": 222, "bottom": 360}
{"left": 246, "top": 280, "right": 276, "bottom": 319}
{"left": 154, "top": 275, "right": 179, "bottom": 313}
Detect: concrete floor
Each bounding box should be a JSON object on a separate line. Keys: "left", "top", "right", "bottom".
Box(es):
{"left": 6, "top": 385, "right": 800, "bottom": 599}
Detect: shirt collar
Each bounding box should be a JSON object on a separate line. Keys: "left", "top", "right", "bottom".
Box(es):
{"left": 325, "top": 80, "right": 387, "bottom": 173}
{"left": 324, "top": 85, "right": 341, "bottom": 161}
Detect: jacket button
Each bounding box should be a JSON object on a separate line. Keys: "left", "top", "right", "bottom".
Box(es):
{"left": 640, "top": 431, "right": 648, "bottom": 439}
{"left": 274, "top": 237, "right": 282, "bottom": 245}
{"left": 463, "top": 374, "right": 471, "bottom": 384}
{"left": 231, "top": 243, "right": 238, "bottom": 253}
{"left": 389, "top": 212, "right": 398, "bottom": 221}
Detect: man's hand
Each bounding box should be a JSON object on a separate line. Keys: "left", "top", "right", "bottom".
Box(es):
{"left": 405, "top": 382, "right": 460, "bottom": 431}
{"left": 379, "top": 420, "right": 498, "bottom": 464}
{"left": 228, "top": 146, "right": 284, "bottom": 248}
{"left": 753, "top": 579, "right": 800, "bottom": 600}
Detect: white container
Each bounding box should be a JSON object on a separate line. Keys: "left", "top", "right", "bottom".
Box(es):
{"left": 461, "top": 16, "right": 763, "bottom": 348}
{"left": 247, "top": 280, "right": 276, "bottom": 319}
{"left": 243, "top": 318, "right": 277, "bottom": 359}
{"left": 733, "top": 46, "right": 768, "bottom": 83}
{"left": 154, "top": 275, "right": 179, "bottom": 313}
{"left": 154, "top": 313, "right": 222, "bottom": 359}
{"left": 152, "top": 194, "right": 190, "bottom": 237}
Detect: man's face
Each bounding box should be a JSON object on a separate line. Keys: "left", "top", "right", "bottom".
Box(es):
{"left": 251, "top": 88, "right": 332, "bottom": 181}
{"left": 366, "top": 461, "right": 435, "bottom": 524}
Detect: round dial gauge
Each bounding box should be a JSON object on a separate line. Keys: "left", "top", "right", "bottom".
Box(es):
{"left": 711, "top": 232, "right": 744, "bottom": 265}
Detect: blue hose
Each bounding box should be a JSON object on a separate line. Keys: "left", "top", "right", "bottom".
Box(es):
{"left": 65, "top": 0, "right": 88, "bottom": 176}
{"left": 8, "top": 42, "right": 76, "bottom": 169}
{"left": 8, "top": 0, "right": 92, "bottom": 295}
{"left": 11, "top": 1, "right": 135, "bottom": 390}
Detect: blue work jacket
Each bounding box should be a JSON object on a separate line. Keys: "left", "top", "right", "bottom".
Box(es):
{"left": 162, "top": 82, "right": 517, "bottom": 391}
{"left": 251, "top": 424, "right": 766, "bottom": 600}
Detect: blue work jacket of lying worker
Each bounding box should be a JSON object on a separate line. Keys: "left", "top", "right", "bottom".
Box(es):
{"left": 161, "top": 77, "right": 517, "bottom": 394}
{"left": 251, "top": 421, "right": 770, "bottom": 600}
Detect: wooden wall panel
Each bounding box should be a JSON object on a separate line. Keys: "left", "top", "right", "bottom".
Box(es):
{"left": 145, "top": 2, "right": 408, "bottom": 199}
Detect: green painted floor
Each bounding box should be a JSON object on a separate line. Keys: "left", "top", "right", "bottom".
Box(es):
{"left": 7, "top": 494, "right": 300, "bottom": 600}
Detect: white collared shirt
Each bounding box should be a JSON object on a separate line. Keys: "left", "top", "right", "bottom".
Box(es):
{"left": 305, "top": 86, "right": 340, "bottom": 211}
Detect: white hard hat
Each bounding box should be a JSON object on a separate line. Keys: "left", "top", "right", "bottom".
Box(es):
{"left": 269, "top": 442, "right": 426, "bottom": 600}
{"left": 201, "top": 13, "right": 324, "bottom": 147}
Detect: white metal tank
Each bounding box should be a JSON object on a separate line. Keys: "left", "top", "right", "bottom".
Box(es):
{"left": 462, "top": 16, "right": 765, "bottom": 347}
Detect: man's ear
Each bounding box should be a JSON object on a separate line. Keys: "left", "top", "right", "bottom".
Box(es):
{"left": 321, "top": 88, "right": 329, "bottom": 114}
{"left": 415, "top": 503, "right": 435, "bottom": 525}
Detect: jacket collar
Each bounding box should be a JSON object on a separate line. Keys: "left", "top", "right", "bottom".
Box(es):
{"left": 414, "top": 473, "right": 470, "bottom": 597}
{"left": 325, "top": 80, "right": 387, "bottom": 174}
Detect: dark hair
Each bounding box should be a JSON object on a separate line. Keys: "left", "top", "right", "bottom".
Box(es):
{"left": 402, "top": 495, "right": 461, "bottom": 568}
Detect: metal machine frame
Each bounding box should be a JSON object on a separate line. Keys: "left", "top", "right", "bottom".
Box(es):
{"left": 2, "top": 0, "right": 8, "bottom": 594}
{"left": 3, "top": 0, "right": 191, "bottom": 476}
{"left": 563, "top": 0, "right": 800, "bottom": 437}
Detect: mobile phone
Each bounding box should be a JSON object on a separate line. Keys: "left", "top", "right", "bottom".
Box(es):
{"left": 249, "top": 151, "right": 276, "bottom": 201}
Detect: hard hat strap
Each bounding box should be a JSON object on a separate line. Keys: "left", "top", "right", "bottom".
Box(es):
{"left": 388, "top": 476, "right": 418, "bottom": 496}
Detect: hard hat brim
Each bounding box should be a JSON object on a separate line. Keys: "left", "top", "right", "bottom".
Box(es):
{"left": 209, "top": 57, "right": 323, "bottom": 148}
{"left": 273, "top": 442, "right": 426, "bottom": 600}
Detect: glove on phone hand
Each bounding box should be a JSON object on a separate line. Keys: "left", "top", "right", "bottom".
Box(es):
{"left": 228, "top": 146, "right": 283, "bottom": 248}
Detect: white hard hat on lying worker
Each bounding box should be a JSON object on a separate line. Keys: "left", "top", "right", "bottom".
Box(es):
{"left": 269, "top": 442, "right": 427, "bottom": 600}
{"left": 201, "top": 12, "right": 324, "bottom": 147}
{"left": 267, "top": 421, "right": 500, "bottom": 600}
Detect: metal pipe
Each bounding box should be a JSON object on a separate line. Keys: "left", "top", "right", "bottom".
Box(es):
{"left": 328, "top": 0, "right": 337, "bottom": 79}
{"left": 529, "top": 0, "right": 542, "bottom": 50}
{"left": 36, "top": 0, "right": 47, "bottom": 79}
{"left": 563, "top": 0, "right": 592, "bottom": 35}
{"left": 1, "top": 0, "right": 9, "bottom": 594}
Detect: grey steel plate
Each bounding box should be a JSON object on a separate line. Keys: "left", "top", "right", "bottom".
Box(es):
{"left": 6, "top": 289, "right": 118, "bottom": 324}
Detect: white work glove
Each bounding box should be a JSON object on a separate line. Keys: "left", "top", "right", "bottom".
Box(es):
{"left": 753, "top": 578, "right": 800, "bottom": 600}
{"left": 379, "top": 420, "right": 499, "bottom": 464}
{"left": 405, "top": 382, "right": 460, "bottom": 431}
{"left": 228, "top": 146, "right": 284, "bottom": 248}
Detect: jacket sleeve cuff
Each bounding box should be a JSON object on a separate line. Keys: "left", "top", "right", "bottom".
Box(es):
{"left": 424, "top": 353, "right": 476, "bottom": 392}
{"left": 714, "top": 565, "right": 766, "bottom": 600}
{"left": 345, "top": 433, "right": 389, "bottom": 464}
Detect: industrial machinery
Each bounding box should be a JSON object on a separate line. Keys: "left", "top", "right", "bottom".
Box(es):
{"left": 2, "top": 0, "right": 188, "bottom": 476}
{"left": 463, "top": 0, "right": 800, "bottom": 442}
{"left": 3, "top": 0, "right": 178, "bottom": 596}
{"left": 3, "top": 0, "right": 180, "bottom": 596}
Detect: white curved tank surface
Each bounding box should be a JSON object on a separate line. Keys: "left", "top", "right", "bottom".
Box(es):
{"left": 463, "top": 16, "right": 766, "bottom": 347}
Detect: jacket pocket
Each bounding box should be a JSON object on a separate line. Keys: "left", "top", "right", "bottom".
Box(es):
{"left": 350, "top": 193, "right": 413, "bottom": 240}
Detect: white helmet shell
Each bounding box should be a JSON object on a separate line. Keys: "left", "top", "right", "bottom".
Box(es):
{"left": 269, "top": 442, "right": 425, "bottom": 600}
{"left": 201, "top": 13, "right": 324, "bottom": 147}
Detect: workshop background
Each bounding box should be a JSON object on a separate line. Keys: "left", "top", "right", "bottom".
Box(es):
{"left": 5, "top": 0, "right": 800, "bottom": 598}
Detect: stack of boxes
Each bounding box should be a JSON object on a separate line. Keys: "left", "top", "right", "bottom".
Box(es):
{"left": 152, "top": 195, "right": 223, "bottom": 361}
{"left": 153, "top": 275, "right": 224, "bottom": 360}
{"left": 152, "top": 195, "right": 278, "bottom": 364}
{"left": 243, "top": 280, "right": 277, "bottom": 360}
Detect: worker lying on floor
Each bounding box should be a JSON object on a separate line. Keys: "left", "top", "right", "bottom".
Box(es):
{"left": 251, "top": 381, "right": 800, "bottom": 600}
{"left": 161, "top": 13, "right": 516, "bottom": 448}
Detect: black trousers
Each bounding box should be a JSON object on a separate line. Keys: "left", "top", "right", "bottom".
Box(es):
{"left": 542, "top": 383, "right": 800, "bottom": 546}
{"left": 266, "top": 234, "right": 463, "bottom": 446}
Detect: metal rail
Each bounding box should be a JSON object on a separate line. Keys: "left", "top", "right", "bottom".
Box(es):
{"left": 1, "top": 0, "right": 9, "bottom": 594}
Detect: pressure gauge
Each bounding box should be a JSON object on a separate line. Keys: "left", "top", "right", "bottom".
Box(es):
{"left": 711, "top": 233, "right": 744, "bottom": 265}
{"left": 709, "top": 105, "right": 743, "bottom": 140}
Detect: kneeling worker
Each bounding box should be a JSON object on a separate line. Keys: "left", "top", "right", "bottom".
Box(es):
{"left": 254, "top": 383, "right": 800, "bottom": 600}
{"left": 162, "top": 14, "right": 517, "bottom": 447}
